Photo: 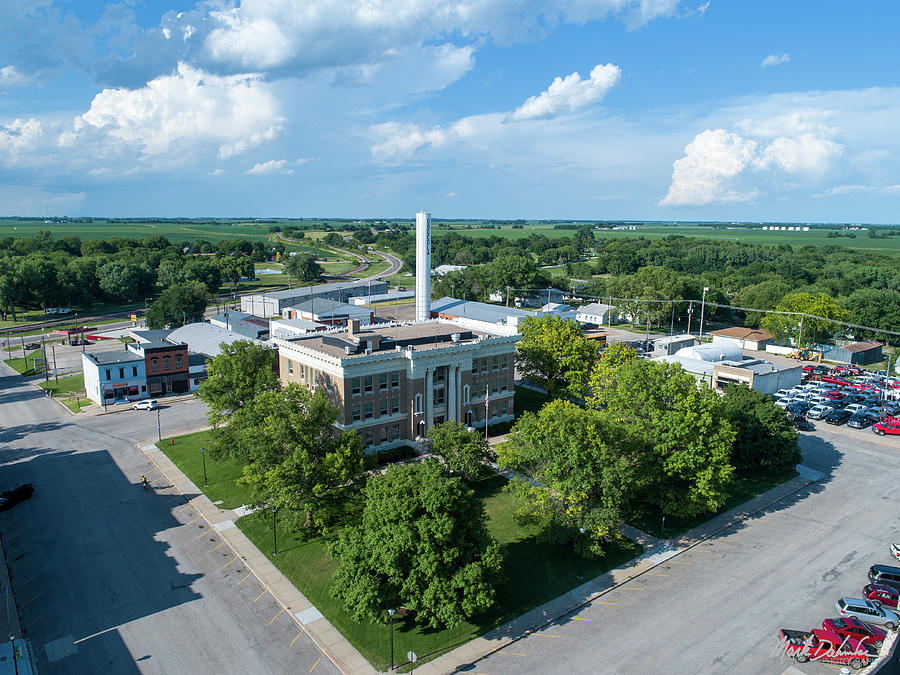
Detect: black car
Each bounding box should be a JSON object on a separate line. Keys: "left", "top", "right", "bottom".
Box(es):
{"left": 843, "top": 394, "right": 868, "bottom": 405}
{"left": 786, "top": 401, "right": 810, "bottom": 415}
{"left": 788, "top": 414, "right": 814, "bottom": 431}
{"left": 848, "top": 413, "right": 875, "bottom": 429}
{"left": 826, "top": 409, "right": 854, "bottom": 425}
{"left": 0, "top": 484, "right": 34, "bottom": 511}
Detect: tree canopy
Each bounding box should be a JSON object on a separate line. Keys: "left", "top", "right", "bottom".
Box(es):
{"left": 284, "top": 252, "right": 322, "bottom": 282}
{"left": 761, "top": 292, "right": 849, "bottom": 347}
{"left": 721, "top": 384, "right": 800, "bottom": 473}
{"left": 497, "top": 400, "right": 634, "bottom": 554}
{"left": 515, "top": 315, "right": 597, "bottom": 399}
{"left": 198, "top": 340, "right": 280, "bottom": 429}
{"left": 427, "top": 420, "right": 491, "bottom": 480}
{"left": 229, "top": 385, "right": 365, "bottom": 531}
{"left": 145, "top": 281, "right": 207, "bottom": 329}
{"left": 329, "top": 459, "right": 503, "bottom": 629}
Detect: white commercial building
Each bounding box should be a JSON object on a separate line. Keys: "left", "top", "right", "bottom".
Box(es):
{"left": 576, "top": 302, "right": 618, "bottom": 326}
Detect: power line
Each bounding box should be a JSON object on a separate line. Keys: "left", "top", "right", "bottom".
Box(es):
{"left": 507, "top": 287, "right": 900, "bottom": 340}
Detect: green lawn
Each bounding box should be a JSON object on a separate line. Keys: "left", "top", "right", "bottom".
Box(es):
{"left": 514, "top": 386, "right": 551, "bottom": 415}
{"left": 159, "top": 427, "right": 641, "bottom": 672}
{"left": 627, "top": 466, "right": 799, "bottom": 539}
{"left": 40, "top": 373, "right": 84, "bottom": 396}
{"left": 237, "top": 473, "right": 641, "bottom": 672}
{"left": 157, "top": 430, "right": 249, "bottom": 509}
{"left": 3, "top": 355, "right": 43, "bottom": 376}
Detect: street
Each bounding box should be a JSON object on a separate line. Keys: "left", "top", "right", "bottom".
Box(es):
{"left": 465, "top": 424, "right": 900, "bottom": 674}
{"left": 0, "top": 367, "right": 338, "bottom": 674}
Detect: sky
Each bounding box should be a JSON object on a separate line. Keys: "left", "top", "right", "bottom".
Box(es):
{"left": 1, "top": 2, "right": 900, "bottom": 223}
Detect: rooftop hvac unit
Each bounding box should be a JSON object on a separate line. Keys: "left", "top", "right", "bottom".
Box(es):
{"left": 451, "top": 333, "right": 461, "bottom": 342}
{"left": 365, "top": 347, "right": 372, "bottom": 355}
{"left": 345, "top": 346, "right": 353, "bottom": 355}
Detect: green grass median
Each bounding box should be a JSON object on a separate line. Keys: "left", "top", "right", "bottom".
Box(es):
{"left": 157, "top": 430, "right": 249, "bottom": 509}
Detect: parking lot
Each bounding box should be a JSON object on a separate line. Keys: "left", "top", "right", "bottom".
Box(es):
{"left": 466, "top": 424, "right": 899, "bottom": 674}
{"left": 0, "top": 367, "right": 338, "bottom": 674}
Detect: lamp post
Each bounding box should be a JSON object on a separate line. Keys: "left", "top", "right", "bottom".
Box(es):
{"left": 661, "top": 514, "right": 666, "bottom": 538}
{"left": 387, "top": 608, "right": 396, "bottom": 670}
{"left": 272, "top": 506, "right": 278, "bottom": 556}
{"left": 201, "top": 446, "right": 208, "bottom": 486}
{"left": 698, "top": 287, "right": 710, "bottom": 341}
{"left": 577, "top": 527, "right": 586, "bottom": 580}
{"left": 156, "top": 406, "right": 161, "bottom": 442}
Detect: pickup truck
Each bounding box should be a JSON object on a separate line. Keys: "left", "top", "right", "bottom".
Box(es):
{"left": 778, "top": 628, "right": 875, "bottom": 669}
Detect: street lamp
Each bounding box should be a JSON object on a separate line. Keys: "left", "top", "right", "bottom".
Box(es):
{"left": 201, "top": 446, "right": 208, "bottom": 486}
{"left": 156, "top": 406, "right": 161, "bottom": 442}
{"left": 577, "top": 527, "right": 586, "bottom": 580}
{"left": 272, "top": 506, "right": 278, "bottom": 556}
{"left": 387, "top": 608, "right": 396, "bottom": 670}
{"left": 698, "top": 287, "right": 710, "bottom": 341}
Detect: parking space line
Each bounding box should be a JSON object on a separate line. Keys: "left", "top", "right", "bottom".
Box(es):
{"left": 621, "top": 587, "right": 646, "bottom": 590}
{"left": 254, "top": 589, "right": 268, "bottom": 603}
{"left": 183, "top": 514, "right": 203, "bottom": 526}
{"left": 531, "top": 634, "right": 561, "bottom": 638}
{"left": 237, "top": 572, "right": 253, "bottom": 585}
{"left": 269, "top": 607, "right": 285, "bottom": 624}
{"left": 571, "top": 617, "right": 592, "bottom": 621}
{"left": 498, "top": 651, "right": 527, "bottom": 656}
{"left": 667, "top": 561, "right": 692, "bottom": 565}
{"left": 289, "top": 632, "right": 303, "bottom": 648}
{"left": 690, "top": 549, "right": 714, "bottom": 553}
{"left": 595, "top": 601, "right": 618, "bottom": 605}
{"left": 646, "top": 573, "right": 669, "bottom": 577}
{"left": 26, "top": 614, "right": 42, "bottom": 629}
{"left": 196, "top": 528, "right": 210, "bottom": 538}
{"left": 21, "top": 593, "right": 41, "bottom": 608}
{"left": 15, "top": 576, "right": 33, "bottom": 590}
{"left": 222, "top": 557, "right": 238, "bottom": 568}
{"left": 209, "top": 541, "right": 225, "bottom": 553}
{"left": 309, "top": 654, "right": 323, "bottom": 672}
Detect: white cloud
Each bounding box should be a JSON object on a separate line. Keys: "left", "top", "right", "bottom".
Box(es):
{"left": 761, "top": 53, "right": 790, "bottom": 68}
{"left": 202, "top": 0, "right": 680, "bottom": 75}
{"left": 245, "top": 159, "right": 293, "bottom": 175}
{"left": 507, "top": 64, "right": 621, "bottom": 121}
{"left": 0, "top": 65, "right": 27, "bottom": 87}
{"left": 815, "top": 184, "right": 900, "bottom": 197}
{"left": 660, "top": 129, "right": 759, "bottom": 206}
{"left": 371, "top": 62, "right": 620, "bottom": 160}
{"left": 445, "top": 191, "right": 458, "bottom": 198}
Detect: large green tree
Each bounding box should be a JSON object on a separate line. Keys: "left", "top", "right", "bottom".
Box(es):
{"left": 427, "top": 420, "right": 491, "bottom": 481}
{"left": 761, "top": 292, "right": 849, "bottom": 347}
{"left": 588, "top": 359, "right": 735, "bottom": 518}
{"left": 515, "top": 315, "right": 597, "bottom": 399}
{"left": 231, "top": 385, "right": 364, "bottom": 530}
{"left": 198, "top": 340, "right": 279, "bottom": 429}
{"left": 329, "top": 459, "right": 503, "bottom": 629}
{"left": 284, "top": 252, "right": 322, "bottom": 282}
{"left": 97, "top": 260, "right": 143, "bottom": 302}
{"left": 145, "top": 280, "right": 207, "bottom": 328}
{"left": 843, "top": 288, "right": 900, "bottom": 338}
{"left": 720, "top": 384, "right": 800, "bottom": 473}
{"left": 497, "top": 400, "right": 635, "bottom": 554}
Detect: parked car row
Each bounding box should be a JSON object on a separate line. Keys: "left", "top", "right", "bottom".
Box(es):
{"left": 772, "top": 381, "right": 900, "bottom": 435}
{"left": 777, "top": 555, "right": 900, "bottom": 669}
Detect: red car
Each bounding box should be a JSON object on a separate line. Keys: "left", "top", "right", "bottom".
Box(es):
{"left": 822, "top": 617, "right": 887, "bottom": 649}
{"left": 778, "top": 628, "right": 875, "bottom": 669}
{"left": 864, "top": 583, "right": 899, "bottom": 609}
{"left": 874, "top": 419, "right": 900, "bottom": 436}
{"left": 825, "top": 391, "right": 847, "bottom": 400}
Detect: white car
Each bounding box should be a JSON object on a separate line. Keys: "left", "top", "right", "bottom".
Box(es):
{"left": 775, "top": 398, "right": 792, "bottom": 409}
{"left": 774, "top": 388, "right": 792, "bottom": 400}
{"left": 844, "top": 403, "right": 868, "bottom": 416}
{"left": 808, "top": 404, "right": 834, "bottom": 420}
{"left": 133, "top": 399, "right": 159, "bottom": 410}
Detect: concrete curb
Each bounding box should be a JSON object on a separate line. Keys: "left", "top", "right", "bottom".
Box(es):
{"left": 135, "top": 438, "right": 376, "bottom": 675}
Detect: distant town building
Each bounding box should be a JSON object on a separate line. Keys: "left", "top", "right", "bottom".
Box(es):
{"left": 241, "top": 280, "right": 388, "bottom": 317}
{"left": 575, "top": 302, "right": 618, "bottom": 326}
{"left": 651, "top": 334, "right": 696, "bottom": 356}
{"left": 269, "top": 317, "right": 328, "bottom": 339}
{"left": 349, "top": 290, "right": 416, "bottom": 306}
{"left": 281, "top": 297, "right": 373, "bottom": 326}
{"left": 434, "top": 264, "right": 467, "bottom": 276}
{"left": 209, "top": 311, "right": 270, "bottom": 340}
{"left": 823, "top": 341, "right": 884, "bottom": 365}
{"left": 82, "top": 350, "right": 147, "bottom": 405}
{"left": 708, "top": 326, "right": 775, "bottom": 352}
{"left": 431, "top": 297, "right": 538, "bottom": 337}
{"left": 275, "top": 319, "right": 517, "bottom": 452}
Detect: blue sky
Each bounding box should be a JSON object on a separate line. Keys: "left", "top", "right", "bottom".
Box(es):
{"left": 2, "top": 1, "right": 900, "bottom": 222}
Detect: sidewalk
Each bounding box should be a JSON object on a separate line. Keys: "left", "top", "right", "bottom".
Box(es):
{"left": 137, "top": 439, "right": 376, "bottom": 675}
{"left": 412, "top": 465, "right": 819, "bottom": 675}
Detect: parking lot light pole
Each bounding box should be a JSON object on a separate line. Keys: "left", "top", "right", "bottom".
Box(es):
{"left": 201, "top": 446, "right": 208, "bottom": 486}
{"left": 577, "top": 527, "right": 586, "bottom": 580}
{"left": 698, "top": 287, "right": 710, "bottom": 341}
{"left": 388, "top": 608, "right": 396, "bottom": 670}
{"left": 156, "top": 406, "right": 161, "bottom": 442}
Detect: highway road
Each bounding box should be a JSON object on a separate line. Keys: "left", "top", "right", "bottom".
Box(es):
{"left": 464, "top": 425, "right": 900, "bottom": 674}
{"left": 0, "top": 367, "right": 339, "bottom": 674}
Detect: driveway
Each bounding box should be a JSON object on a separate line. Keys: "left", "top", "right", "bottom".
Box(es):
{"left": 464, "top": 425, "right": 899, "bottom": 674}
{"left": 0, "top": 367, "right": 338, "bottom": 674}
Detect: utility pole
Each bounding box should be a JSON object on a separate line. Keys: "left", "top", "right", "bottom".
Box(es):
{"left": 797, "top": 317, "right": 804, "bottom": 351}
{"left": 41, "top": 330, "right": 48, "bottom": 381}
{"left": 698, "top": 287, "right": 710, "bottom": 342}
{"left": 687, "top": 301, "right": 694, "bottom": 336}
